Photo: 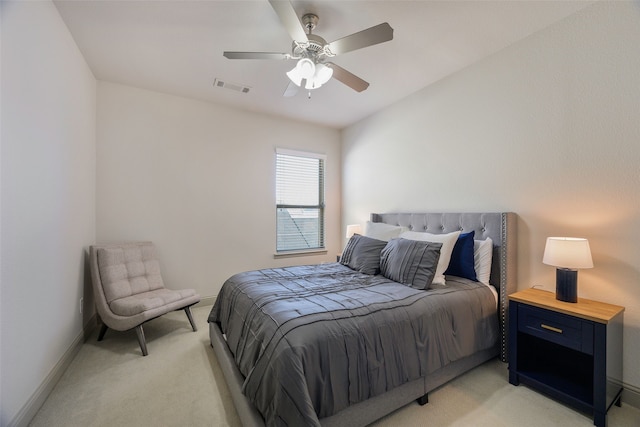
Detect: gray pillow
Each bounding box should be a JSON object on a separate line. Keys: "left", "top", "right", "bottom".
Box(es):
{"left": 380, "top": 238, "right": 442, "bottom": 290}
{"left": 340, "top": 234, "right": 387, "bottom": 275}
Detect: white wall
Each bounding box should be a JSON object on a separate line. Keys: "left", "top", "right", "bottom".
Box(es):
{"left": 97, "top": 82, "right": 341, "bottom": 299}
{"left": 342, "top": 1, "right": 640, "bottom": 393}
{"left": 0, "top": 1, "right": 96, "bottom": 426}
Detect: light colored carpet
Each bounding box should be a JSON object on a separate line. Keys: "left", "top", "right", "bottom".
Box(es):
{"left": 30, "top": 305, "right": 639, "bottom": 426}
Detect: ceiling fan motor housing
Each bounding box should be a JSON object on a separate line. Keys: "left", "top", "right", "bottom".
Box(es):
{"left": 291, "top": 13, "right": 336, "bottom": 63}
{"left": 292, "top": 34, "right": 332, "bottom": 61}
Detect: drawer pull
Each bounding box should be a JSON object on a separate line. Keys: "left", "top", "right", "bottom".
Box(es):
{"left": 541, "top": 324, "right": 563, "bottom": 334}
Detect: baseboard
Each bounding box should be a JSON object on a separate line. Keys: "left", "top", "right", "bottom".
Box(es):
{"left": 194, "top": 295, "right": 216, "bottom": 307}
{"left": 7, "top": 297, "right": 211, "bottom": 427}
{"left": 7, "top": 314, "right": 97, "bottom": 427}
{"left": 622, "top": 382, "right": 640, "bottom": 410}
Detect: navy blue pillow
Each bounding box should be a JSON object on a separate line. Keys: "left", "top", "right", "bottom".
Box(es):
{"left": 444, "top": 230, "right": 477, "bottom": 281}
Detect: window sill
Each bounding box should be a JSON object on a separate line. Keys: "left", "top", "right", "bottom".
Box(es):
{"left": 273, "top": 249, "right": 328, "bottom": 259}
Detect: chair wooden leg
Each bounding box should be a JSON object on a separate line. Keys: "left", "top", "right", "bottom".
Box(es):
{"left": 184, "top": 306, "right": 197, "bottom": 332}
{"left": 135, "top": 325, "right": 148, "bottom": 356}
{"left": 97, "top": 323, "right": 108, "bottom": 341}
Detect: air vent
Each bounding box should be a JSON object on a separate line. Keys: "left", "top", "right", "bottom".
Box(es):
{"left": 213, "top": 78, "right": 251, "bottom": 94}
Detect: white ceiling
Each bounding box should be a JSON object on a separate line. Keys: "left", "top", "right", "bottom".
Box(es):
{"left": 54, "top": 0, "right": 595, "bottom": 129}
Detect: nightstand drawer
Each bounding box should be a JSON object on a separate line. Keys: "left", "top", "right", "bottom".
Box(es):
{"left": 518, "top": 304, "right": 594, "bottom": 354}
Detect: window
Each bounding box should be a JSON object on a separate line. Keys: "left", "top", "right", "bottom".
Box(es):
{"left": 276, "top": 148, "right": 325, "bottom": 253}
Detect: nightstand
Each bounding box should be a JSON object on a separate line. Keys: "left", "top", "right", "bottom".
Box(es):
{"left": 508, "top": 288, "right": 624, "bottom": 427}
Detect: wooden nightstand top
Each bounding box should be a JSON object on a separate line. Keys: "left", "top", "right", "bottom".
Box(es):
{"left": 509, "top": 288, "right": 624, "bottom": 324}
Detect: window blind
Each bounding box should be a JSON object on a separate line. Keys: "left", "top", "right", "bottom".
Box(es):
{"left": 276, "top": 149, "right": 325, "bottom": 252}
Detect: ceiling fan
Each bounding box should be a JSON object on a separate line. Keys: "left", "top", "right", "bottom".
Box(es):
{"left": 223, "top": 0, "right": 394, "bottom": 96}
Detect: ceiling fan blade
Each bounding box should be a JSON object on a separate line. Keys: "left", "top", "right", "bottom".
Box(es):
{"left": 224, "top": 51, "right": 290, "bottom": 60}
{"left": 268, "top": 0, "right": 308, "bottom": 42}
{"left": 283, "top": 80, "right": 299, "bottom": 97}
{"left": 327, "top": 62, "right": 369, "bottom": 92}
{"left": 327, "top": 23, "right": 393, "bottom": 55}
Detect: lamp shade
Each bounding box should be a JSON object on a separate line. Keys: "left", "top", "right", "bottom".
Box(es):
{"left": 305, "top": 63, "right": 333, "bottom": 90}
{"left": 542, "top": 237, "right": 593, "bottom": 269}
{"left": 286, "top": 58, "right": 316, "bottom": 87}
{"left": 346, "top": 224, "right": 362, "bottom": 239}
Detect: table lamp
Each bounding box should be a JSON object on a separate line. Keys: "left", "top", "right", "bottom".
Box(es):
{"left": 346, "top": 224, "right": 362, "bottom": 239}
{"left": 542, "top": 237, "right": 593, "bottom": 303}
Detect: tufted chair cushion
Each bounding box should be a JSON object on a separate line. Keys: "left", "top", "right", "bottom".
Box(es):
{"left": 109, "top": 287, "right": 198, "bottom": 316}
{"left": 97, "top": 244, "right": 165, "bottom": 303}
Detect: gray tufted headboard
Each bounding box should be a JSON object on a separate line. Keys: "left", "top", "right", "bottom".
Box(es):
{"left": 371, "top": 212, "right": 517, "bottom": 362}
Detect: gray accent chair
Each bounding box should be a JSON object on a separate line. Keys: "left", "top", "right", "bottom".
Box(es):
{"left": 89, "top": 242, "right": 200, "bottom": 356}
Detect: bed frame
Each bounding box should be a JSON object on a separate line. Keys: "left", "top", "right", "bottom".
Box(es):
{"left": 209, "top": 212, "right": 517, "bottom": 426}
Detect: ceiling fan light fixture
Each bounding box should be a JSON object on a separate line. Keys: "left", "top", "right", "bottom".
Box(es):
{"left": 315, "top": 63, "right": 333, "bottom": 85}
{"left": 287, "top": 58, "right": 316, "bottom": 87}
{"left": 304, "top": 63, "right": 333, "bottom": 90}
{"left": 297, "top": 58, "right": 316, "bottom": 79}
{"left": 286, "top": 67, "right": 303, "bottom": 86}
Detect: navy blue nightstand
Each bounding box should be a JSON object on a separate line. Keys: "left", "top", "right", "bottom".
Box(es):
{"left": 508, "top": 288, "right": 624, "bottom": 427}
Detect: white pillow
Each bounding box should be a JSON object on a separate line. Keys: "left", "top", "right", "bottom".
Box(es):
{"left": 474, "top": 238, "right": 493, "bottom": 286}
{"left": 399, "top": 230, "right": 461, "bottom": 285}
{"left": 363, "top": 221, "right": 408, "bottom": 242}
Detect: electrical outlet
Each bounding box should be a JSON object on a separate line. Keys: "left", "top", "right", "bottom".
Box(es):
{"left": 79, "top": 297, "right": 83, "bottom": 315}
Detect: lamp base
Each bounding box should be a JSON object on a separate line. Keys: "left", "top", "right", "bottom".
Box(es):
{"left": 556, "top": 268, "right": 578, "bottom": 303}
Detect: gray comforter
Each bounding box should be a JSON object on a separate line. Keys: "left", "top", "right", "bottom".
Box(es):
{"left": 208, "top": 263, "right": 498, "bottom": 426}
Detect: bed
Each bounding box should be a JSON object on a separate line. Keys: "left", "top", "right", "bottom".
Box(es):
{"left": 208, "top": 212, "right": 517, "bottom": 426}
